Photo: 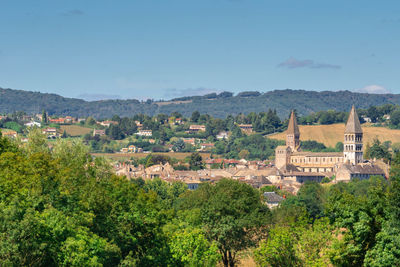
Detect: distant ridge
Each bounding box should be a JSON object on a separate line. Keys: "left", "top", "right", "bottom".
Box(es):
{"left": 1, "top": 87, "right": 399, "bottom": 119}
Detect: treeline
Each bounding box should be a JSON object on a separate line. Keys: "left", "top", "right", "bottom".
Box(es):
{"left": 298, "top": 104, "right": 396, "bottom": 125}
{"left": 1, "top": 130, "right": 400, "bottom": 266}
{"left": 4, "top": 87, "right": 400, "bottom": 118}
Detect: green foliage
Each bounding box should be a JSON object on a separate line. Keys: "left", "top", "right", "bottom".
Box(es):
{"left": 326, "top": 176, "right": 389, "bottom": 266}
{"left": 170, "top": 228, "right": 220, "bottom": 267}
{"left": 189, "top": 152, "right": 203, "bottom": 170}
{"left": 254, "top": 226, "right": 300, "bottom": 267}
{"left": 297, "top": 182, "right": 326, "bottom": 220}
{"left": 181, "top": 179, "right": 270, "bottom": 266}
{"left": 172, "top": 138, "right": 186, "bottom": 152}
{"left": 301, "top": 140, "right": 326, "bottom": 151}
{"left": 0, "top": 134, "right": 179, "bottom": 266}
{"left": 4, "top": 121, "right": 23, "bottom": 132}
{"left": 367, "top": 138, "right": 392, "bottom": 162}
{"left": 42, "top": 109, "right": 48, "bottom": 123}
{"left": 191, "top": 111, "right": 200, "bottom": 122}
{"left": 4, "top": 87, "right": 400, "bottom": 119}
{"left": 0, "top": 131, "right": 18, "bottom": 155}
{"left": 220, "top": 134, "right": 283, "bottom": 160}
{"left": 255, "top": 219, "right": 334, "bottom": 266}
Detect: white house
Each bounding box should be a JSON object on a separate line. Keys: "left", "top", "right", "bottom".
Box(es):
{"left": 25, "top": 121, "right": 41, "bottom": 127}
{"left": 216, "top": 131, "right": 229, "bottom": 140}
{"left": 136, "top": 130, "right": 152, "bottom": 136}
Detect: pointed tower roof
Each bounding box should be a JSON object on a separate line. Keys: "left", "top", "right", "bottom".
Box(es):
{"left": 345, "top": 105, "right": 363, "bottom": 134}
{"left": 287, "top": 110, "right": 300, "bottom": 135}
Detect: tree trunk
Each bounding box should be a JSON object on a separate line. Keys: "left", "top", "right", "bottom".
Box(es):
{"left": 228, "top": 250, "right": 235, "bottom": 267}
{"left": 222, "top": 250, "right": 229, "bottom": 267}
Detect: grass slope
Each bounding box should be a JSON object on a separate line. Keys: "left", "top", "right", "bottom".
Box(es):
{"left": 269, "top": 124, "right": 400, "bottom": 147}
{"left": 60, "top": 125, "right": 92, "bottom": 136}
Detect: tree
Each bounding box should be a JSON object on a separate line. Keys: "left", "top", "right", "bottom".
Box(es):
{"left": 254, "top": 226, "right": 300, "bottom": 267}
{"left": 42, "top": 109, "right": 48, "bottom": 123}
{"left": 369, "top": 138, "right": 391, "bottom": 162}
{"left": 238, "top": 149, "right": 249, "bottom": 159}
{"left": 297, "top": 182, "right": 326, "bottom": 220}
{"left": 183, "top": 179, "right": 270, "bottom": 267}
{"left": 189, "top": 152, "right": 203, "bottom": 170}
{"left": 391, "top": 110, "right": 400, "bottom": 127}
{"left": 0, "top": 131, "right": 18, "bottom": 155}
{"left": 170, "top": 228, "right": 220, "bottom": 267}
{"left": 191, "top": 111, "right": 200, "bottom": 123}
{"left": 86, "top": 117, "right": 96, "bottom": 126}
{"left": 172, "top": 139, "right": 186, "bottom": 152}
{"left": 367, "top": 106, "right": 379, "bottom": 123}
{"left": 335, "top": 141, "right": 344, "bottom": 152}
{"left": 106, "top": 124, "right": 125, "bottom": 140}
{"left": 171, "top": 111, "right": 182, "bottom": 118}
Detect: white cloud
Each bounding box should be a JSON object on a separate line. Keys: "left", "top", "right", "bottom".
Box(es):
{"left": 277, "top": 57, "right": 341, "bottom": 69}
{"left": 356, "top": 85, "right": 390, "bottom": 94}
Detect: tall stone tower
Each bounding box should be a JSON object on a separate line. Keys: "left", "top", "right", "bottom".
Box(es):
{"left": 344, "top": 105, "right": 363, "bottom": 164}
{"left": 287, "top": 110, "right": 300, "bottom": 151}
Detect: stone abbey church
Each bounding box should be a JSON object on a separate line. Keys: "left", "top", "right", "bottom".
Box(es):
{"left": 275, "top": 106, "right": 385, "bottom": 182}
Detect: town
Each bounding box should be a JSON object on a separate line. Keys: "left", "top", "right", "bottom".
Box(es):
{"left": 0, "top": 105, "right": 393, "bottom": 195}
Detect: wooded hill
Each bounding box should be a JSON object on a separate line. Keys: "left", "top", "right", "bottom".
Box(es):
{"left": 1, "top": 87, "right": 400, "bottom": 119}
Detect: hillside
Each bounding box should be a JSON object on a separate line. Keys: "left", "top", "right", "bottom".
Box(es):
{"left": 2, "top": 87, "right": 400, "bottom": 119}
{"left": 269, "top": 123, "right": 400, "bottom": 147}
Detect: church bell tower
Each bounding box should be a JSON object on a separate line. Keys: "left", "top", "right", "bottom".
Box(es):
{"left": 344, "top": 105, "right": 363, "bottom": 164}
{"left": 287, "top": 110, "right": 300, "bottom": 151}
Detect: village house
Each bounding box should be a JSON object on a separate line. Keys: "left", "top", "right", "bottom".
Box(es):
{"left": 198, "top": 168, "right": 236, "bottom": 179}
{"left": 174, "top": 118, "right": 183, "bottom": 125}
{"left": 93, "top": 129, "right": 106, "bottom": 136}
{"left": 99, "top": 120, "right": 118, "bottom": 127}
{"left": 2, "top": 130, "right": 17, "bottom": 138}
{"left": 43, "top": 127, "right": 58, "bottom": 138}
{"left": 183, "top": 138, "right": 196, "bottom": 146}
{"left": 49, "top": 118, "right": 66, "bottom": 124}
{"left": 238, "top": 124, "right": 253, "bottom": 134}
{"left": 22, "top": 115, "right": 32, "bottom": 121}
{"left": 24, "top": 121, "right": 41, "bottom": 127}
{"left": 335, "top": 162, "right": 385, "bottom": 182}
{"left": 188, "top": 124, "right": 206, "bottom": 133}
{"left": 361, "top": 115, "right": 372, "bottom": 123}
{"left": 204, "top": 158, "right": 241, "bottom": 169}
{"left": 135, "top": 121, "right": 143, "bottom": 129}
{"left": 263, "top": 192, "right": 284, "bottom": 209}
{"left": 185, "top": 180, "right": 202, "bottom": 190}
{"left": 200, "top": 143, "right": 215, "bottom": 151}
{"left": 233, "top": 168, "right": 282, "bottom": 184}
{"left": 35, "top": 114, "right": 43, "bottom": 121}
{"left": 143, "top": 163, "right": 175, "bottom": 179}
{"left": 136, "top": 129, "right": 152, "bottom": 137}
{"left": 216, "top": 131, "right": 229, "bottom": 140}
{"left": 64, "top": 116, "right": 75, "bottom": 124}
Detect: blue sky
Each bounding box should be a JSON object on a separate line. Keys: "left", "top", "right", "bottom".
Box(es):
{"left": 0, "top": 0, "right": 399, "bottom": 100}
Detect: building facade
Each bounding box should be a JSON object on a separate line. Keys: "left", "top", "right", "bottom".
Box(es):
{"left": 274, "top": 106, "right": 383, "bottom": 182}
